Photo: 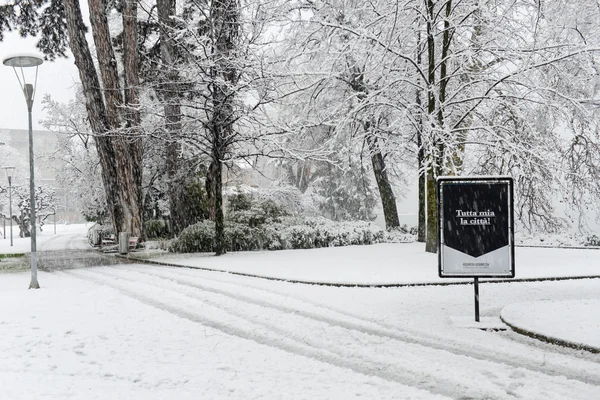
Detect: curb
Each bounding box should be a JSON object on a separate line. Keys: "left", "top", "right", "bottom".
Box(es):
{"left": 116, "top": 254, "right": 600, "bottom": 288}
{"left": 500, "top": 314, "right": 600, "bottom": 354}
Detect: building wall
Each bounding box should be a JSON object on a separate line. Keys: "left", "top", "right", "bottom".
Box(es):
{"left": 0, "top": 128, "right": 84, "bottom": 223}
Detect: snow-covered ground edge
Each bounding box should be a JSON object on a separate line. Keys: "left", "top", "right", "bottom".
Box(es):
{"left": 133, "top": 243, "right": 600, "bottom": 286}
{"left": 515, "top": 232, "right": 600, "bottom": 249}
{"left": 501, "top": 300, "right": 600, "bottom": 353}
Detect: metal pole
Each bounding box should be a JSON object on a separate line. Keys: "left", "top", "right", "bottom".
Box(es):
{"left": 474, "top": 277, "right": 480, "bottom": 322}
{"left": 26, "top": 84, "right": 39, "bottom": 289}
{"left": 8, "top": 177, "right": 13, "bottom": 247}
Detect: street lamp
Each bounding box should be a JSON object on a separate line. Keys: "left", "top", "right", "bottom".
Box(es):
{"left": 2, "top": 166, "right": 16, "bottom": 246}
{"left": 3, "top": 53, "right": 43, "bottom": 289}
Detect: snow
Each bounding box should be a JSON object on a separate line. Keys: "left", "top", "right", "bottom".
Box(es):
{"left": 144, "top": 243, "right": 600, "bottom": 285}
{"left": 501, "top": 300, "right": 600, "bottom": 349}
{"left": 1, "top": 222, "right": 91, "bottom": 253}
{"left": 1, "top": 223, "right": 600, "bottom": 399}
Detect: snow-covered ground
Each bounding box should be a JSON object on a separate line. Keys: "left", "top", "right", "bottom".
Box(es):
{"left": 143, "top": 243, "right": 600, "bottom": 285}
{"left": 1, "top": 224, "right": 599, "bottom": 399}
{"left": 501, "top": 299, "right": 600, "bottom": 350}
{"left": 0, "top": 222, "right": 90, "bottom": 253}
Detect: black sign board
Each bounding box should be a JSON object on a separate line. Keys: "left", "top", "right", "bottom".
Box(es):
{"left": 438, "top": 176, "right": 515, "bottom": 278}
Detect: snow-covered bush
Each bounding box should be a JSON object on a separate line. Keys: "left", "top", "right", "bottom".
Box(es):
{"left": 169, "top": 220, "right": 215, "bottom": 253}
{"left": 170, "top": 190, "right": 395, "bottom": 253}
{"left": 283, "top": 224, "right": 316, "bottom": 249}
{"left": 225, "top": 185, "right": 320, "bottom": 218}
{"left": 585, "top": 235, "right": 600, "bottom": 247}
{"left": 228, "top": 196, "right": 288, "bottom": 227}
{"left": 145, "top": 219, "right": 169, "bottom": 239}
{"left": 87, "top": 223, "right": 114, "bottom": 246}
{"left": 169, "top": 216, "right": 388, "bottom": 253}
{"left": 225, "top": 223, "right": 264, "bottom": 251}
{"left": 385, "top": 228, "right": 416, "bottom": 243}
{"left": 514, "top": 231, "right": 600, "bottom": 248}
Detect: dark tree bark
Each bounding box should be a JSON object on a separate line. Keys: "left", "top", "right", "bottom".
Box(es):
{"left": 63, "top": 0, "right": 120, "bottom": 231}
{"left": 424, "top": 0, "right": 439, "bottom": 253}
{"left": 63, "top": 0, "right": 143, "bottom": 239}
{"left": 417, "top": 130, "right": 426, "bottom": 243}
{"left": 121, "top": 0, "right": 145, "bottom": 240}
{"left": 366, "top": 134, "right": 400, "bottom": 229}
{"left": 416, "top": 29, "right": 426, "bottom": 242}
{"left": 205, "top": 160, "right": 217, "bottom": 222}
{"left": 209, "top": 0, "right": 240, "bottom": 255}
{"left": 424, "top": 0, "right": 453, "bottom": 253}
{"left": 157, "top": 0, "right": 189, "bottom": 235}
{"left": 348, "top": 65, "right": 400, "bottom": 230}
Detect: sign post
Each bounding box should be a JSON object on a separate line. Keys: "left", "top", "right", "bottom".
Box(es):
{"left": 437, "top": 176, "right": 515, "bottom": 322}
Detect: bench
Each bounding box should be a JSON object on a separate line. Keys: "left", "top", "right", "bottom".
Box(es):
{"left": 129, "top": 236, "right": 139, "bottom": 251}
{"left": 101, "top": 234, "right": 117, "bottom": 246}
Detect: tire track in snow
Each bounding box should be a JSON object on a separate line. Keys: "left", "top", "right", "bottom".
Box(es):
{"left": 63, "top": 267, "right": 600, "bottom": 400}
{"left": 120, "top": 263, "right": 600, "bottom": 386}
{"left": 60, "top": 268, "right": 453, "bottom": 400}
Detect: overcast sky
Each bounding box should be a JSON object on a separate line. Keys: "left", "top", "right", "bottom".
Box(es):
{"left": 0, "top": 31, "right": 79, "bottom": 131}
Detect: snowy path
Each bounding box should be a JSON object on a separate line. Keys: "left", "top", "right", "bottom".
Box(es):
{"left": 62, "top": 264, "right": 600, "bottom": 400}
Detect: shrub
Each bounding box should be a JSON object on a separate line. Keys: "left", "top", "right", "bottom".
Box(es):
{"left": 228, "top": 198, "right": 288, "bottom": 227}
{"left": 169, "top": 216, "right": 390, "bottom": 253}
{"left": 145, "top": 219, "right": 169, "bottom": 239}
{"left": 228, "top": 192, "right": 253, "bottom": 212}
{"left": 169, "top": 220, "right": 215, "bottom": 253}
{"left": 283, "top": 225, "right": 316, "bottom": 249}
{"left": 87, "top": 223, "right": 114, "bottom": 245}
{"left": 225, "top": 223, "right": 263, "bottom": 251}
{"left": 585, "top": 234, "right": 600, "bottom": 247}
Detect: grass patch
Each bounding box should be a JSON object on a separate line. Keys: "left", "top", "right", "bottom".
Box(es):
{"left": 0, "top": 255, "right": 28, "bottom": 272}
{"left": 0, "top": 253, "right": 25, "bottom": 259}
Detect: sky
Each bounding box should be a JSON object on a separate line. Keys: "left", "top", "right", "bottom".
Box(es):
{"left": 0, "top": 31, "right": 79, "bottom": 131}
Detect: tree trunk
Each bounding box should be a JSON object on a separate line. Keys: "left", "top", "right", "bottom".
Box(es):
{"left": 424, "top": 0, "right": 439, "bottom": 253}
{"left": 122, "top": 0, "right": 145, "bottom": 240}
{"left": 423, "top": 0, "right": 452, "bottom": 253}
{"left": 63, "top": 0, "right": 122, "bottom": 234}
{"left": 158, "top": 0, "right": 188, "bottom": 235}
{"left": 83, "top": 0, "right": 143, "bottom": 238}
{"left": 417, "top": 143, "right": 426, "bottom": 242}
{"left": 416, "top": 28, "right": 426, "bottom": 242}
{"left": 348, "top": 64, "right": 400, "bottom": 230}
{"left": 64, "top": 0, "right": 144, "bottom": 239}
{"left": 206, "top": 161, "right": 217, "bottom": 222}
{"left": 424, "top": 168, "right": 438, "bottom": 253}
{"left": 367, "top": 136, "right": 400, "bottom": 229}
{"left": 211, "top": 146, "right": 225, "bottom": 255}
{"left": 210, "top": 0, "right": 240, "bottom": 255}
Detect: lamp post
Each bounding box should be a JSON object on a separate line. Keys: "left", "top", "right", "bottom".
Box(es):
{"left": 2, "top": 166, "right": 16, "bottom": 246}
{"left": 3, "top": 53, "right": 43, "bottom": 289}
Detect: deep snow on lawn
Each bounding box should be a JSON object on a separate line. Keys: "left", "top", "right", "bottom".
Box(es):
{"left": 1, "top": 267, "right": 599, "bottom": 399}
{"left": 146, "top": 243, "right": 600, "bottom": 285}
{"left": 0, "top": 271, "right": 446, "bottom": 400}
{"left": 501, "top": 299, "right": 600, "bottom": 349}
{"left": 0, "top": 223, "right": 90, "bottom": 253}
{"left": 1, "top": 226, "right": 600, "bottom": 398}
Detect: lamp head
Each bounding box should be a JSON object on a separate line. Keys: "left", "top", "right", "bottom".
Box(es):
{"left": 3, "top": 166, "right": 16, "bottom": 180}
{"left": 2, "top": 54, "right": 43, "bottom": 68}
{"left": 3, "top": 53, "right": 43, "bottom": 109}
